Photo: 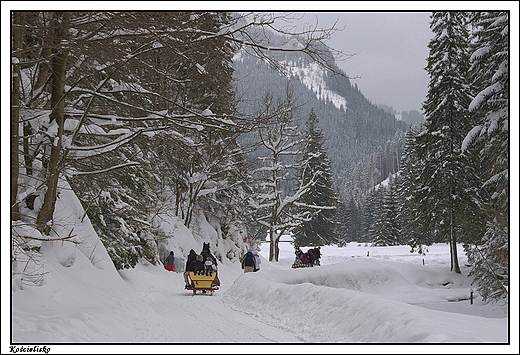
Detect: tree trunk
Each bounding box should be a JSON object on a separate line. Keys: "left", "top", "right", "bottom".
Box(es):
{"left": 274, "top": 238, "right": 280, "bottom": 262}
{"left": 26, "top": 13, "right": 52, "bottom": 106}
{"left": 175, "top": 182, "right": 182, "bottom": 217}
{"left": 31, "top": 47, "right": 52, "bottom": 104}
{"left": 450, "top": 234, "right": 461, "bottom": 274}
{"left": 449, "top": 187, "right": 461, "bottom": 274}
{"left": 36, "top": 12, "right": 70, "bottom": 234}
{"left": 269, "top": 230, "right": 275, "bottom": 262}
{"left": 23, "top": 123, "right": 34, "bottom": 176}
{"left": 185, "top": 181, "right": 197, "bottom": 228}
{"left": 11, "top": 12, "right": 22, "bottom": 221}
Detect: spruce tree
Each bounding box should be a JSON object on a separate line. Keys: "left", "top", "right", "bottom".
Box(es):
{"left": 340, "top": 196, "right": 363, "bottom": 243}
{"left": 336, "top": 201, "right": 349, "bottom": 242}
{"left": 398, "top": 126, "right": 435, "bottom": 253}
{"left": 366, "top": 186, "right": 384, "bottom": 244}
{"left": 292, "top": 108, "right": 340, "bottom": 246}
{"left": 385, "top": 176, "right": 402, "bottom": 245}
{"left": 464, "top": 12, "right": 509, "bottom": 301}
{"left": 370, "top": 177, "right": 401, "bottom": 247}
{"left": 416, "top": 12, "right": 474, "bottom": 273}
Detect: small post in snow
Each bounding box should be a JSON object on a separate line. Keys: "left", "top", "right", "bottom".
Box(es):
{"left": 470, "top": 288, "right": 474, "bottom": 305}
{"left": 422, "top": 258, "right": 425, "bottom": 265}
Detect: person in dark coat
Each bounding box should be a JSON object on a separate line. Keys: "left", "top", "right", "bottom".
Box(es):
{"left": 242, "top": 251, "right": 256, "bottom": 273}
{"left": 307, "top": 248, "right": 315, "bottom": 265}
{"left": 300, "top": 253, "right": 310, "bottom": 265}
{"left": 184, "top": 255, "right": 204, "bottom": 288}
{"left": 252, "top": 250, "right": 261, "bottom": 272}
{"left": 184, "top": 249, "right": 198, "bottom": 288}
{"left": 165, "top": 251, "right": 175, "bottom": 271}
{"left": 314, "top": 247, "right": 321, "bottom": 266}
{"left": 190, "top": 254, "right": 204, "bottom": 272}
{"left": 185, "top": 249, "right": 197, "bottom": 268}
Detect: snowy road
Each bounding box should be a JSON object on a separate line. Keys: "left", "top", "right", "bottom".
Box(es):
{"left": 120, "top": 262, "right": 303, "bottom": 343}
{"left": 117, "top": 245, "right": 509, "bottom": 345}
{"left": 12, "top": 243, "right": 510, "bottom": 348}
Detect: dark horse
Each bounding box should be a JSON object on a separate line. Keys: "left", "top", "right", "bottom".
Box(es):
{"left": 201, "top": 242, "right": 210, "bottom": 255}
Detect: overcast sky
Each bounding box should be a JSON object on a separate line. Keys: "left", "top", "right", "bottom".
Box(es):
{"left": 291, "top": 12, "right": 433, "bottom": 113}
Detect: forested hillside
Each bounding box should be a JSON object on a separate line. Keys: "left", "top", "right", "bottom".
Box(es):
{"left": 234, "top": 37, "right": 408, "bottom": 187}
{"left": 232, "top": 30, "right": 409, "bottom": 243}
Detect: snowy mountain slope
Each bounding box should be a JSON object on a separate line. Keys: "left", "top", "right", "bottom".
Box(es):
{"left": 233, "top": 44, "right": 408, "bottom": 205}
{"left": 281, "top": 60, "right": 348, "bottom": 110}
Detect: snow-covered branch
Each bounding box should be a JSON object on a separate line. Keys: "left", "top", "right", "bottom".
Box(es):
{"left": 69, "top": 162, "right": 141, "bottom": 176}
{"left": 66, "top": 126, "right": 162, "bottom": 158}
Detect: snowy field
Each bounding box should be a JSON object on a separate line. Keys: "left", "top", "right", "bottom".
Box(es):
{"left": 7, "top": 181, "right": 516, "bottom": 353}
{"left": 9, "top": 238, "right": 515, "bottom": 354}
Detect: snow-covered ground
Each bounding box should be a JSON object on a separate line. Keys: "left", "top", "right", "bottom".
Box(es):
{"left": 6, "top": 179, "right": 516, "bottom": 353}
{"left": 8, "top": 238, "right": 515, "bottom": 353}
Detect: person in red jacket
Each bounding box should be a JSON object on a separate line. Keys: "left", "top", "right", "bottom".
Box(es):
{"left": 165, "top": 251, "right": 175, "bottom": 271}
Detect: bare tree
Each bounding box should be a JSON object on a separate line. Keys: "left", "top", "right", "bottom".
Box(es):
{"left": 251, "top": 92, "right": 324, "bottom": 261}
{"left": 36, "top": 13, "right": 71, "bottom": 234}
{"left": 11, "top": 12, "right": 22, "bottom": 221}
{"left": 11, "top": 11, "right": 344, "bottom": 269}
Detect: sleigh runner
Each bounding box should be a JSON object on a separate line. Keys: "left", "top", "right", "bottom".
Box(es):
{"left": 292, "top": 261, "right": 314, "bottom": 268}
{"left": 186, "top": 270, "right": 219, "bottom": 295}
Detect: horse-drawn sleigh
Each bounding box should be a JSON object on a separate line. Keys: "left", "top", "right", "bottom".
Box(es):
{"left": 185, "top": 270, "right": 219, "bottom": 295}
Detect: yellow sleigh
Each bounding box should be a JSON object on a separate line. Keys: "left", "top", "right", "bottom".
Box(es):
{"left": 186, "top": 270, "right": 219, "bottom": 295}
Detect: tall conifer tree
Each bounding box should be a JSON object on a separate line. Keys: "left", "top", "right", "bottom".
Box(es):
{"left": 464, "top": 12, "right": 509, "bottom": 301}
{"left": 293, "top": 109, "right": 340, "bottom": 246}
{"left": 398, "top": 126, "right": 435, "bottom": 253}
{"left": 416, "top": 12, "right": 474, "bottom": 273}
